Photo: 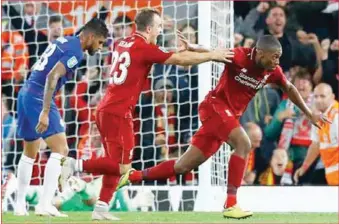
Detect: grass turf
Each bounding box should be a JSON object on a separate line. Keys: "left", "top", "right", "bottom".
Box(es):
{"left": 2, "top": 212, "right": 338, "bottom": 223}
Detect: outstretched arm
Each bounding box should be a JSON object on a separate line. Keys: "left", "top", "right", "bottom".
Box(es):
{"left": 176, "top": 30, "right": 211, "bottom": 53}
{"left": 279, "top": 80, "right": 330, "bottom": 128}
{"left": 144, "top": 40, "right": 233, "bottom": 67}
{"left": 302, "top": 141, "right": 320, "bottom": 170}
{"left": 280, "top": 81, "right": 312, "bottom": 118}
{"left": 164, "top": 49, "right": 233, "bottom": 66}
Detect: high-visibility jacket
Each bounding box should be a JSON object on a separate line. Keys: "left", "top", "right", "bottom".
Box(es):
{"left": 311, "top": 101, "right": 339, "bottom": 185}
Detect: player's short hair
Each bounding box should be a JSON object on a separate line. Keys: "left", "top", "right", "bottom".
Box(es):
{"left": 135, "top": 8, "right": 161, "bottom": 32}
{"left": 113, "top": 15, "right": 133, "bottom": 27}
{"left": 48, "top": 15, "right": 62, "bottom": 26}
{"left": 256, "top": 35, "right": 282, "bottom": 52}
{"left": 82, "top": 18, "right": 109, "bottom": 38}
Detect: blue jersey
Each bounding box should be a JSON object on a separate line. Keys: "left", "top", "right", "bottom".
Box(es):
{"left": 26, "top": 36, "right": 83, "bottom": 97}
{"left": 17, "top": 36, "right": 84, "bottom": 141}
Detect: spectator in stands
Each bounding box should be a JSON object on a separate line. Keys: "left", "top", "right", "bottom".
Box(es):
{"left": 264, "top": 71, "right": 315, "bottom": 184}
{"left": 132, "top": 91, "right": 155, "bottom": 173}
{"left": 291, "top": 2, "right": 329, "bottom": 41}
{"left": 112, "top": 15, "right": 133, "bottom": 40}
{"left": 153, "top": 78, "right": 195, "bottom": 185}
{"left": 306, "top": 33, "right": 324, "bottom": 85}
{"left": 320, "top": 38, "right": 338, "bottom": 99}
{"left": 257, "top": 148, "right": 289, "bottom": 185}
{"left": 156, "top": 14, "right": 175, "bottom": 50}
{"left": 1, "top": 23, "right": 29, "bottom": 111}
{"left": 132, "top": 78, "right": 173, "bottom": 175}
{"left": 2, "top": 2, "right": 45, "bottom": 68}
{"left": 153, "top": 24, "right": 199, "bottom": 144}
{"left": 241, "top": 4, "right": 316, "bottom": 72}
{"left": 294, "top": 83, "right": 338, "bottom": 186}
{"left": 104, "top": 15, "right": 133, "bottom": 75}
{"left": 48, "top": 15, "right": 63, "bottom": 42}
{"left": 240, "top": 86, "right": 281, "bottom": 161}
{"left": 153, "top": 78, "right": 177, "bottom": 162}
{"left": 67, "top": 66, "right": 102, "bottom": 149}
{"left": 286, "top": 33, "right": 324, "bottom": 87}
{"left": 243, "top": 122, "right": 263, "bottom": 185}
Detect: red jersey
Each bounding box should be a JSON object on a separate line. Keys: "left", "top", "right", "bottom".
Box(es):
{"left": 97, "top": 33, "right": 173, "bottom": 117}
{"left": 208, "top": 47, "right": 287, "bottom": 117}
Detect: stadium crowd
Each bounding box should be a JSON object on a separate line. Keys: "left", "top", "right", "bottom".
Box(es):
{"left": 1, "top": 0, "right": 338, "bottom": 193}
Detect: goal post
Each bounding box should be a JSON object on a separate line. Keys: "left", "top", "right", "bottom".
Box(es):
{"left": 196, "top": 1, "right": 234, "bottom": 211}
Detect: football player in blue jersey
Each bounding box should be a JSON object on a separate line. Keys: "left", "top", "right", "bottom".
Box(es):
{"left": 15, "top": 18, "right": 108, "bottom": 217}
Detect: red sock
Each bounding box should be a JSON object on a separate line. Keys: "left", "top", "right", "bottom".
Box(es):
{"left": 83, "top": 157, "right": 120, "bottom": 176}
{"left": 225, "top": 154, "right": 246, "bottom": 208}
{"left": 129, "top": 160, "right": 176, "bottom": 182}
{"left": 98, "top": 175, "right": 120, "bottom": 204}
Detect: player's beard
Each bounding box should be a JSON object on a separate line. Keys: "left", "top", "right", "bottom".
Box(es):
{"left": 261, "top": 59, "right": 275, "bottom": 71}
{"left": 87, "top": 47, "right": 96, "bottom": 56}
{"left": 257, "top": 59, "right": 265, "bottom": 69}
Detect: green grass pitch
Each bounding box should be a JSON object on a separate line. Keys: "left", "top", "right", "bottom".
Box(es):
{"left": 2, "top": 212, "right": 338, "bottom": 223}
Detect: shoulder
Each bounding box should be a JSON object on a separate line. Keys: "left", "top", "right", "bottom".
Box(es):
{"left": 63, "top": 37, "right": 83, "bottom": 57}
{"left": 232, "top": 47, "right": 253, "bottom": 65}
{"left": 58, "top": 36, "right": 81, "bottom": 50}
{"left": 329, "top": 101, "right": 339, "bottom": 119}
{"left": 234, "top": 47, "right": 253, "bottom": 58}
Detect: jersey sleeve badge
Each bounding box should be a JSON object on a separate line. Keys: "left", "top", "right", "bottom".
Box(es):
{"left": 67, "top": 56, "right": 78, "bottom": 68}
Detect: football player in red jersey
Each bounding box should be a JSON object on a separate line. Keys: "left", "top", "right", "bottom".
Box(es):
{"left": 60, "top": 8, "right": 234, "bottom": 220}
{"left": 117, "top": 35, "right": 331, "bottom": 219}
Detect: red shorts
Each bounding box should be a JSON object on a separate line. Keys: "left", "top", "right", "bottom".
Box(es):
{"left": 191, "top": 97, "right": 240, "bottom": 158}
{"left": 96, "top": 111, "right": 134, "bottom": 164}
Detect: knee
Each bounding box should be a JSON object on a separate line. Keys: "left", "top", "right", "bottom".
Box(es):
{"left": 24, "top": 150, "right": 38, "bottom": 160}
{"left": 60, "top": 147, "right": 69, "bottom": 156}
{"left": 234, "top": 136, "right": 252, "bottom": 155}
{"left": 51, "top": 146, "right": 69, "bottom": 156}
{"left": 174, "top": 162, "right": 191, "bottom": 175}
{"left": 59, "top": 147, "right": 69, "bottom": 156}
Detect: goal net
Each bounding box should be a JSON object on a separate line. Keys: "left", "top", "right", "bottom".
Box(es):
{"left": 1, "top": 0, "right": 233, "bottom": 212}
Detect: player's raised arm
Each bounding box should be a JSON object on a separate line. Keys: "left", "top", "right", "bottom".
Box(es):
{"left": 176, "top": 30, "right": 211, "bottom": 53}
{"left": 278, "top": 80, "right": 330, "bottom": 129}
{"left": 254, "top": 35, "right": 330, "bottom": 129}
{"left": 164, "top": 49, "right": 234, "bottom": 66}
{"left": 36, "top": 62, "right": 67, "bottom": 133}
{"left": 167, "top": 30, "right": 233, "bottom": 65}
